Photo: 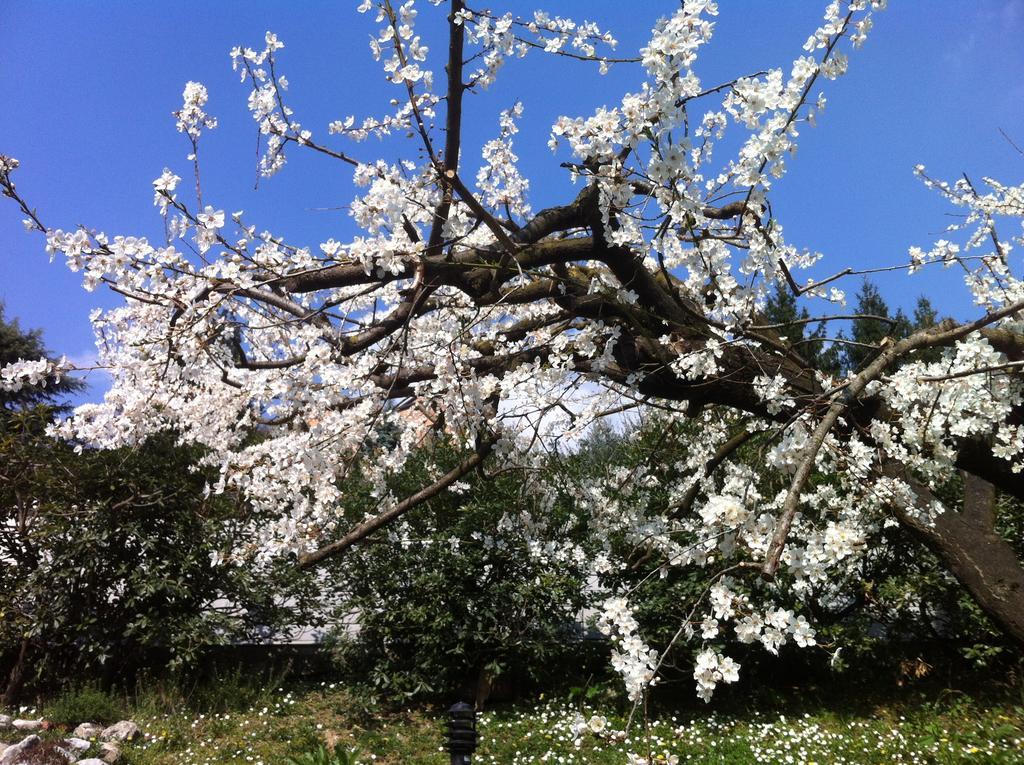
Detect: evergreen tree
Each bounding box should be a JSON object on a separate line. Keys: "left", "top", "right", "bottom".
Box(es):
{"left": 812, "top": 326, "right": 845, "bottom": 378}
{"left": 912, "top": 296, "right": 938, "bottom": 330}
{"left": 762, "top": 283, "right": 844, "bottom": 376}
{"left": 844, "top": 286, "right": 939, "bottom": 372}
{"left": 846, "top": 281, "right": 898, "bottom": 371}
{"left": 762, "top": 282, "right": 807, "bottom": 329}
{"left": 762, "top": 283, "right": 812, "bottom": 355}
{"left": 761, "top": 282, "right": 934, "bottom": 378}
{"left": 910, "top": 296, "right": 942, "bottom": 364}
{"left": 0, "top": 305, "right": 325, "bottom": 701}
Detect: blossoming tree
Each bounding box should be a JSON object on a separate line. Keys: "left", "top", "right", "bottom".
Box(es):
{"left": 3, "top": 0, "right": 1024, "bottom": 709}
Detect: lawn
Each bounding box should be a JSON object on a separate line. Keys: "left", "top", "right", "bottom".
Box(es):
{"left": 13, "top": 676, "right": 1024, "bottom": 765}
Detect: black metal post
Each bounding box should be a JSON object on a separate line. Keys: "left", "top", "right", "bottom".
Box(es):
{"left": 446, "top": 701, "right": 476, "bottom": 765}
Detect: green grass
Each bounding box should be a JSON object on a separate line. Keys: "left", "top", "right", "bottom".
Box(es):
{"left": 8, "top": 680, "right": 1024, "bottom": 764}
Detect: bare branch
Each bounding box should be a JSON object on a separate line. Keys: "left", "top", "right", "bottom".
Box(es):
{"left": 917, "top": 360, "right": 1024, "bottom": 382}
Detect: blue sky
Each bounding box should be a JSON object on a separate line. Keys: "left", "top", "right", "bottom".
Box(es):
{"left": 2, "top": 1, "right": 1023, "bottom": 401}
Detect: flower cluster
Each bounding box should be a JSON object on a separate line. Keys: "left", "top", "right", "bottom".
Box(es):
{"left": 598, "top": 597, "right": 660, "bottom": 702}
{"left": 455, "top": 8, "right": 619, "bottom": 89}
{"left": 476, "top": 102, "right": 531, "bottom": 221}
{"left": 0, "top": 356, "right": 72, "bottom": 392}
{"left": 693, "top": 647, "right": 740, "bottom": 702}
{"left": 174, "top": 81, "right": 217, "bottom": 139}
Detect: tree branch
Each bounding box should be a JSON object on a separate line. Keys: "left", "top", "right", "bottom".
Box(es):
{"left": 763, "top": 298, "right": 1024, "bottom": 577}
{"left": 296, "top": 435, "right": 495, "bottom": 568}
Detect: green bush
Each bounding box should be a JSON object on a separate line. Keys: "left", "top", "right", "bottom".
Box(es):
{"left": 42, "top": 684, "right": 125, "bottom": 725}
{"left": 326, "top": 440, "right": 596, "bottom": 702}
{"left": 0, "top": 409, "right": 328, "bottom": 701}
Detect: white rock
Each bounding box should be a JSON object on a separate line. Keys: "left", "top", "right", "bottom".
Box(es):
{"left": 0, "top": 715, "right": 11, "bottom": 729}
{"left": 98, "top": 742, "right": 121, "bottom": 764}
{"left": 10, "top": 719, "right": 42, "bottom": 732}
{"left": 72, "top": 723, "right": 103, "bottom": 739}
{"left": 74, "top": 760, "right": 107, "bottom": 765}
{"left": 0, "top": 735, "right": 40, "bottom": 765}
{"left": 99, "top": 721, "right": 139, "bottom": 743}
{"left": 64, "top": 737, "right": 91, "bottom": 752}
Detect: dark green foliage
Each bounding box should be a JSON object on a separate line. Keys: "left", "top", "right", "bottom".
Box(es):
{"left": 761, "top": 284, "right": 842, "bottom": 375}
{"left": 327, "top": 441, "right": 594, "bottom": 701}
{"left": 844, "top": 280, "right": 911, "bottom": 371}
{"left": 762, "top": 282, "right": 806, "bottom": 329}
{"left": 911, "top": 295, "right": 943, "bottom": 364}
{"left": 913, "top": 296, "right": 938, "bottom": 330}
{"left": 607, "top": 417, "right": 1022, "bottom": 684}
{"left": 0, "top": 409, "right": 327, "bottom": 699}
{"left": 840, "top": 281, "right": 946, "bottom": 373}
{"left": 330, "top": 409, "right": 1019, "bottom": 700}
{"left": 759, "top": 274, "right": 954, "bottom": 619}
{"left": 762, "top": 282, "right": 816, "bottom": 363}
{"left": 813, "top": 480, "right": 1024, "bottom": 672}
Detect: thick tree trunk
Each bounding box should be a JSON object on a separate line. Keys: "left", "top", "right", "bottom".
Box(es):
{"left": 2, "top": 637, "right": 29, "bottom": 707}
{"left": 891, "top": 470, "right": 1024, "bottom": 646}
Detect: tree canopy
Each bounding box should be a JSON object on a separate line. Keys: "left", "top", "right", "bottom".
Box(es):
{"left": 2, "top": 0, "right": 1023, "bottom": 706}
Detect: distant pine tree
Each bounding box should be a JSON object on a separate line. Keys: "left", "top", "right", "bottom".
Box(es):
{"left": 846, "top": 281, "right": 896, "bottom": 371}
{"left": 762, "top": 282, "right": 810, "bottom": 352}
{"left": 811, "top": 323, "right": 844, "bottom": 378}
{"left": 762, "top": 281, "right": 940, "bottom": 379}
{"left": 910, "top": 295, "right": 942, "bottom": 364}
{"left": 761, "top": 283, "right": 843, "bottom": 376}
{"left": 842, "top": 285, "right": 941, "bottom": 373}
{"left": 913, "top": 296, "right": 938, "bottom": 330}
